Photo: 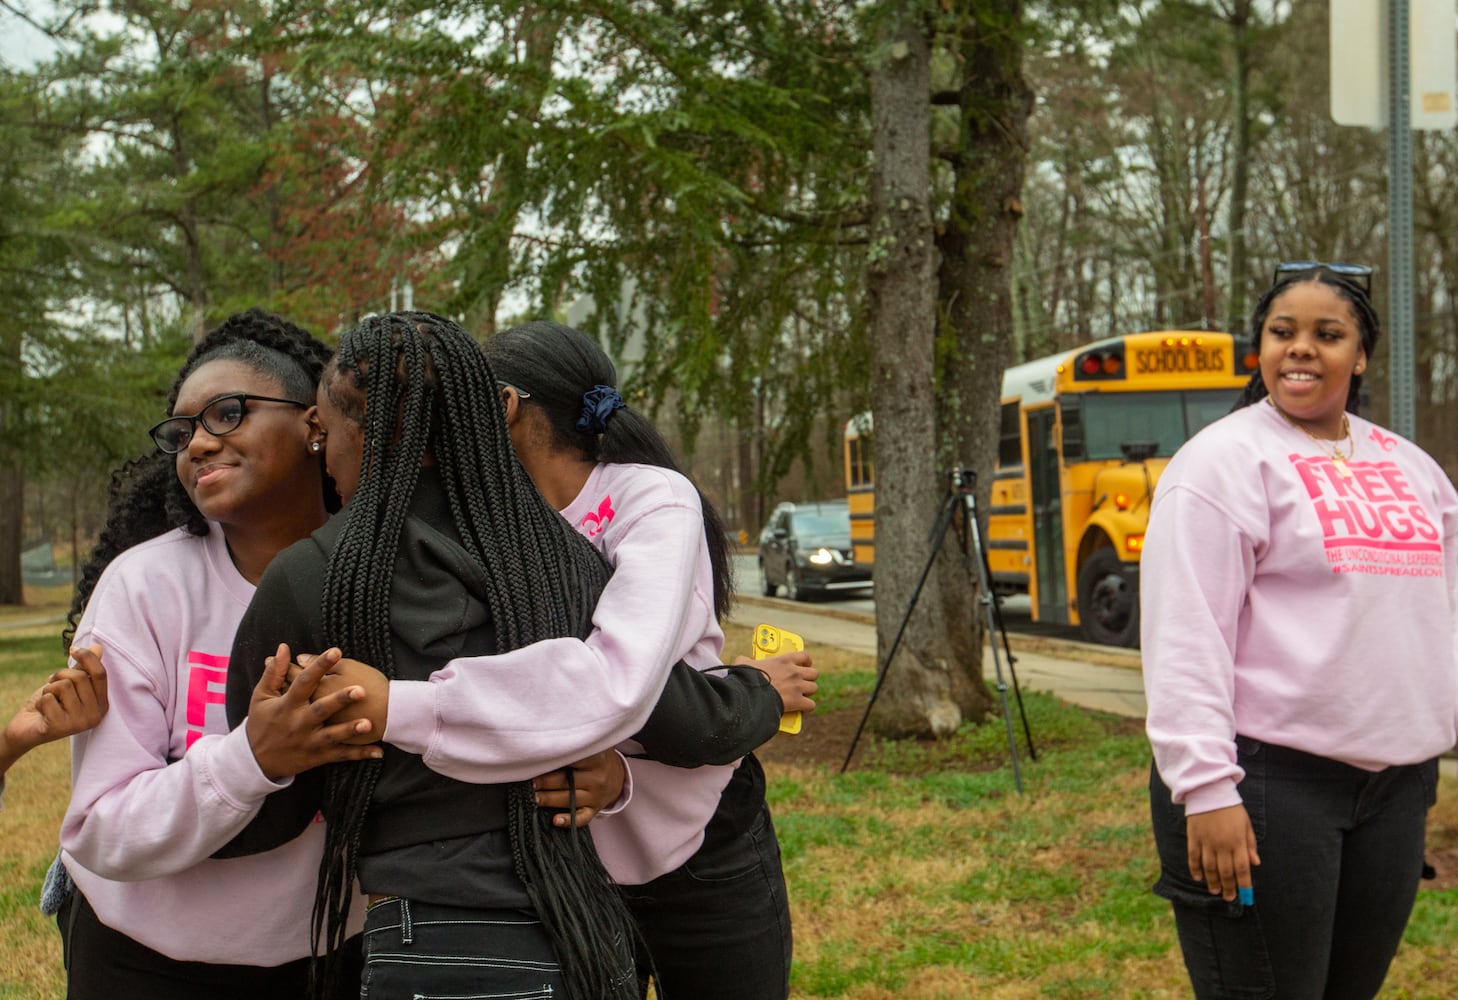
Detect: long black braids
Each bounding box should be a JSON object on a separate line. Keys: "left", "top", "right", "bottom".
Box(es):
{"left": 63, "top": 308, "right": 335, "bottom": 651}
{"left": 1231, "top": 266, "right": 1382, "bottom": 415}
{"left": 311, "top": 311, "right": 637, "bottom": 1000}
{"left": 484, "top": 319, "right": 735, "bottom": 621}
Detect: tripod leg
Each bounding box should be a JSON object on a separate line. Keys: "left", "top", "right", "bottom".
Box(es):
{"left": 1004, "top": 643, "right": 1037, "bottom": 762}
{"left": 982, "top": 605, "right": 1025, "bottom": 794}
{"left": 840, "top": 494, "right": 959, "bottom": 774}
{"left": 983, "top": 568, "right": 1037, "bottom": 761}
{"left": 965, "top": 490, "right": 1037, "bottom": 760}
{"left": 961, "top": 494, "right": 1027, "bottom": 793}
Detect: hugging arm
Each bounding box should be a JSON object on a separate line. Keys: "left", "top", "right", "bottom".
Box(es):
{"left": 631, "top": 653, "right": 816, "bottom": 767}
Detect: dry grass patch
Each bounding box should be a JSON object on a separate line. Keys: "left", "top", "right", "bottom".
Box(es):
{"left": 0, "top": 664, "right": 71, "bottom": 999}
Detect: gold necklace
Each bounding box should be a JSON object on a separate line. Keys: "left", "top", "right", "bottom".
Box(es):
{"left": 1267, "top": 397, "right": 1354, "bottom": 478}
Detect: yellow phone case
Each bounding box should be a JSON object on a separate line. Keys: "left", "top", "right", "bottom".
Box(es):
{"left": 752, "top": 623, "right": 805, "bottom": 735}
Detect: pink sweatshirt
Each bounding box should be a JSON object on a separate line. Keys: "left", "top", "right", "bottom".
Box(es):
{"left": 383, "top": 461, "right": 728, "bottom": 883}
{"left": 1141, "top": 402, "right": 1458, "bottom": 816}
{"left": 60, "top": 527, "right": 362, "bottom": 965}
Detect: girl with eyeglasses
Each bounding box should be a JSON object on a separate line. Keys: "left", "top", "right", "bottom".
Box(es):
{"left": 1141, "top": 263, "right": 1458, "bottom": 999}
{"left": 52, "top": 308, "right": 384, "bottom": 1000}
{"left": 222, "top": 314, "right": 814, "bottom": 1000}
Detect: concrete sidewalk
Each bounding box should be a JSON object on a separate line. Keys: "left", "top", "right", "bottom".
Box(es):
{"left": 729, "top": 595, "right": 1148, "bottom": 720}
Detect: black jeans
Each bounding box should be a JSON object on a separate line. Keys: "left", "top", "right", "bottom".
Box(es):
{"left": 360, "top": 897, "right": 570, "bottom": 1000}
{"left": 621, "top": 803, "right": 792, "bottom": 1000}
{"left": 58, "top": 888, "right": 361, "bottom": 1000}
{"left": 1149, "top": 738, "right": 1437, "bottom": 1000}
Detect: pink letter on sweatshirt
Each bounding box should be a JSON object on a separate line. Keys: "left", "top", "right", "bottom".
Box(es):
{"left": 185, "top": 652, "right": 229, "bottom": 750}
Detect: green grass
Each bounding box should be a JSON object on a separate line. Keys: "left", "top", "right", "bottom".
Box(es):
{"left": 760, "top": 676, "right": 1458, "bottom": 998}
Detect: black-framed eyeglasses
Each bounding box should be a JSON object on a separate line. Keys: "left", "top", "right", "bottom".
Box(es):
{"left": 1273, "top": 260, "right": 1373, "bottom": 295}
{"left": 149, "top": 393, "right": 308, "bottom": 454}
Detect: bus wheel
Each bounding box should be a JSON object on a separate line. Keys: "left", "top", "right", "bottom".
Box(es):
{"left": 1076, "top": 548, "right": 1139, "bottom": 647}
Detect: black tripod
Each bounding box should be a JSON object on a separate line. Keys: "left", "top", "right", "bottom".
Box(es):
{"left": 841, "top": 467, "right": 1037, "bottom": 792}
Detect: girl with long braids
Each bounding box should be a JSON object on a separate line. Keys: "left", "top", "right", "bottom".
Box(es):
{"left": 224, "top": 311, "right": 647, "bottom": 1000}
{"left": 53, "top": 308, "right": 382, "bottom": 1000}
{"left": 1141, "top": 263, "right": 1458, "bottom": 998}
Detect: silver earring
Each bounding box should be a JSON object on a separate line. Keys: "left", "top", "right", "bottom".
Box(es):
{"left": 310, "top": 441, "right": 322, "bottom": 453}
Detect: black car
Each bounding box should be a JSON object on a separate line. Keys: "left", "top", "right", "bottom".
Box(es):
{"left": 757, "top": 499, "right": 872, "bottom": 601}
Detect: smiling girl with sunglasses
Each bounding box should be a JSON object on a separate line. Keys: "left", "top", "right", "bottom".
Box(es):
{"left": 1141, "top": 264, "right": 1458, "bottom": 999}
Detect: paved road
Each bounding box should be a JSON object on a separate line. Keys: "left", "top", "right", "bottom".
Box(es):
{"left": 729, "top": 551, "right": 1148, "bottom": 719}
{"left": 728, "top": 591, "right": 1148, "bottom": 720}
{"left": 731, "top": 552, "right": 875, "bottom": 616}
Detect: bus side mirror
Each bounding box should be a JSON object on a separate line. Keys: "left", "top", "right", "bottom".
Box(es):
{"left": 1120, "top": 441, "right": 1159, "bottom": 463}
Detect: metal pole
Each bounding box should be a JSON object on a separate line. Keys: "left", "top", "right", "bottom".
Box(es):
{"left": 1388, "top": 0, "right": 1416, "bottom": 439}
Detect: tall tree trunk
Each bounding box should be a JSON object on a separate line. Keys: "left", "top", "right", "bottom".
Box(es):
{"left": 1197, "top": 174, "right": 1217, "bottom": 328}
{"left": 0, "top": 328, "right": 20, "bottom": 604}
{"left": 170, "top": 115, "right": 208, "bottom": 340}
{"left": 463, "top": 9, "right": 562, "bottom": 332}
{"left": 1226, "top": 0, "right": 1253, "bottom": 333}
{"left": 865, "top": 7, "right": 965, "bottom": 739}
{"left": 932, "top": 0, "right": 1033, "bottom": 727}
{"left": 0, "top": 464, "right": 20, "bottom": 605}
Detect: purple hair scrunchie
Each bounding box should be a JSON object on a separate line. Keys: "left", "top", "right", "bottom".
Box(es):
{"left": 577, "top": 384, "right": 626, "bottom": 435}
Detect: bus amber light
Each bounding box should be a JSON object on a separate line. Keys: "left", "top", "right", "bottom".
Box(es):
{"left": 1114, "top": 493, "right": 1130, "bottom": 510}
{"left": 1126, "top": 534, "right": 1144, "bottom": 553}
{"left": 1102, "top": 355, "right": 1122, "bottom": 375}
{"left": 1242, "top": 351, "right": 1259, "bottom": 371}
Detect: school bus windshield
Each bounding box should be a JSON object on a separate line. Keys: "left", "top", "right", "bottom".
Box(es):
{"left": 1078, "top": 388, "right": 1239, "bottom": 460}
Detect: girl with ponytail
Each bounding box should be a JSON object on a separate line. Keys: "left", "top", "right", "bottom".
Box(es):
{"left": 480, "top": 320, "right": 799, "bottom": 1000}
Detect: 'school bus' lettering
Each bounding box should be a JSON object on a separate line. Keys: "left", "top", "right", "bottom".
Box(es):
{"left": 1133, "top": 345, "right": 1226, "bottom": 375}
{"left": 844, "top": 331, "right": 1256, "bottom": 647}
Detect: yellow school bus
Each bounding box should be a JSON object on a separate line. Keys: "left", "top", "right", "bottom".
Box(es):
{"left": 843, "top": 331, "right": 1257, "bottom": 646}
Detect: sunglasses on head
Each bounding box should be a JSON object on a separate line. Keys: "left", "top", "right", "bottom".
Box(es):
{"left": 1272, "top": 260, "right": 1373, "bottom": 296}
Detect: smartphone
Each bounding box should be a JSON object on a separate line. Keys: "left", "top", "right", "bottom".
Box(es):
{"left": 752, "top": 623, "right": 805, "bottom": 735}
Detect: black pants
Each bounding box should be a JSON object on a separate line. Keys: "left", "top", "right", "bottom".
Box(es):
{"left": 1149, "top": 738, "right": 1436, "bottom": 1000}
{"left": 622, "top": 803, "right": 792, "bottom": 1000}
{"left": 58, "top": 888, "right": 362, "bottom": 1000}
{"left": 360, "top": 897, "right": 568, "bottom": 999}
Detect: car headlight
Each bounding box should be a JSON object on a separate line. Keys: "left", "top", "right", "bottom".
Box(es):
{"left": 808, "top": 547, "right": 835, "bottom": 565}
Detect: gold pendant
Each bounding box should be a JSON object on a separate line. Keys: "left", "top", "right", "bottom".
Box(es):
{"left": 1332, "top": 456, "right": 1352, "bottom": 478}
